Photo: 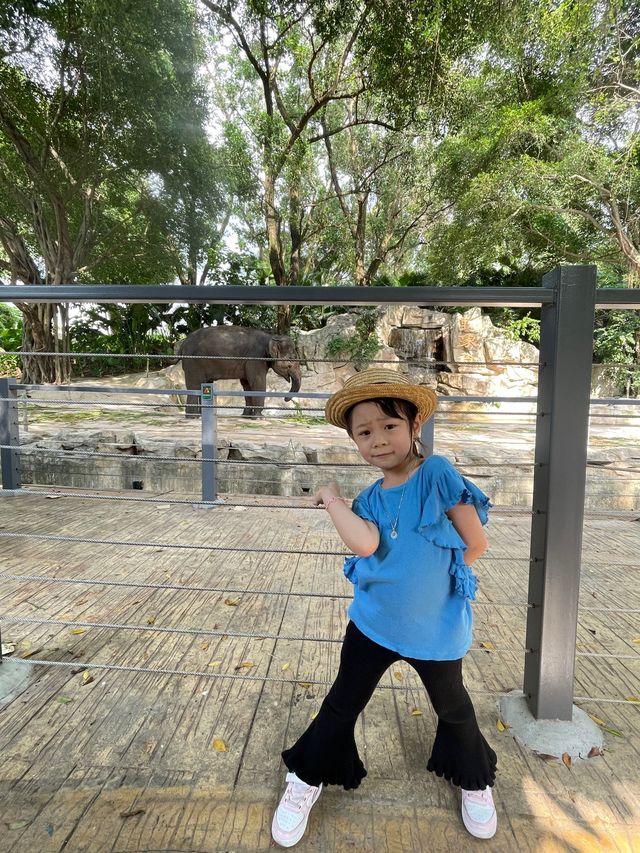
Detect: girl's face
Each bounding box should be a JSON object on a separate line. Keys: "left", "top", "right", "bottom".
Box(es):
{"left": 349, "top": 400, "right": 421, "bottom": 476}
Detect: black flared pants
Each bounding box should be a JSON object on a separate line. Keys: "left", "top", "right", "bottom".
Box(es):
{"left": 282, "top": 621, "right": 497, "bottom": 791}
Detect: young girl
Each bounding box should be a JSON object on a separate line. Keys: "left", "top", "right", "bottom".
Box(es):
{"left": 272, "top": 369, "right": 497, "bottom": 847}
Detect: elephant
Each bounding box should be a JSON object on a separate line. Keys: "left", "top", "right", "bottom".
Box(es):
{"left": 176, "top": 326, "right": 302, "bottom": 418}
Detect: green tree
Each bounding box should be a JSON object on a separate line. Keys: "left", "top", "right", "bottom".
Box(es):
{"left": 0, "top": 0, "right": 214, "bottom": 382}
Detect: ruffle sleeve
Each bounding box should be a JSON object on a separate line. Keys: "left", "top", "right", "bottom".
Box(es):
{"left": 418, "top": 459, "right": 492, "bottom": 601}
{"left": 343, "top": 554, "right": 359, "bottom": 585}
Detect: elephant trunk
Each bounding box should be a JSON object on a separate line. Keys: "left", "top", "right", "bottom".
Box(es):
{"left": 284, "top": 366, "right": 302, "bottom": 402}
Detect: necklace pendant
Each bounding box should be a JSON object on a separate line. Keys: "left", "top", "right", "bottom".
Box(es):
{"left": 390, "top": 529, "right": 398, "bottom": 539}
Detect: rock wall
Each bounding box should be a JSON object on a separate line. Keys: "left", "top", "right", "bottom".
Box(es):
{"left": 16, "top": 427, "right": 640, "bottom": 510}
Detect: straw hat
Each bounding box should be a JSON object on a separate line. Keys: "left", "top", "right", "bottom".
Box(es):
{"left": 325, "top": 368, "right": 437, "bottom": 430}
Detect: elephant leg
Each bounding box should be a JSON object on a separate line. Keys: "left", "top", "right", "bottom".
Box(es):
{"left": 183, "top": 365, "right": 202, "bottom": 418}
{"left": 240, "top": 376, "right": 264, "bottom": 418}
{"left": 185, "top": 392, "right": 201, "bottom": 418}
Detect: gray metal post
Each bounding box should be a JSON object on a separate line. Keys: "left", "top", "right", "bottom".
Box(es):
{"left": 420, "top": 417, "right": 434, "bottom": 457}
{"left": 523, "top": 265, "right": 597, "bottom": 720}
{"left": 201, "top": 383, "right": 217, "bottom": 503}
{"left": 0, "top": 377, "right": 21, "bottom": 490}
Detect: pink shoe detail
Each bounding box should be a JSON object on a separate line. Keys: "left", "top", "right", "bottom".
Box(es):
{"left": 272, "top": 772, "right": 323, "bottom": 848}
{"left": 461, "top": 786, "right": 497, "bottom": 839}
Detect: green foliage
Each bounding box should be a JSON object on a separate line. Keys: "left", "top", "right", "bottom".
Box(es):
{"left": 326, "top": 308, "right": 381, "bottom": 368}
{"left": 500, "top": 311, "right": 541, "bottom": 345}
{"left": 0, "top": 303, "right": 22, "bottom": 349}
{"left": 0, "top": 0, "right": 224, "bottom": 291}
{"left": 0, "top": 303, "right": 21, "bottom": 374}
{"left": 593, "top": 311, "right": 640, "bottom": 396}
{"left": 70, "top": 304, "right": 174, "bottom": 376}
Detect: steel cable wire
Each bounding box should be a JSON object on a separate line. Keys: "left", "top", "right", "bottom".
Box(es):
{"left": 0, "top": 571, "right": 534, "bottom": 608}
{"left": 3, "top": 616, "right": 638, "bottom": 660}
{"left": 0, "top": 487, "right": 535, "bottom": 514}
{"left": 5, "top": 656, "right": 515, "bottom": 697}
{"left": 3, "top": 350, "right": 542, "bottom": 367}
{"left": 6, "top": 658, "right": 639, "bottom": 704}
{"left": 3, "top": 569, "right": 636, "bottom": 605}
{"left": 0, "top": 614, "right": 531, "bottom": 652}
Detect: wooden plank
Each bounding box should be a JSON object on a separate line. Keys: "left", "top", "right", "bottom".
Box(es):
{"left": 0, "top": 495, "right": 638, "bottom": 852}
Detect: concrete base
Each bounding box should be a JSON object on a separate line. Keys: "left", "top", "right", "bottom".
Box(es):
{"left": 498, "top": 690, "right": 604, "bottom": 758}
{"left": 0, "top": 657, "right": 33, "bottom": 704}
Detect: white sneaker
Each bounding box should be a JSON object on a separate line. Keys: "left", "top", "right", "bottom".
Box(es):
{"left": 461, "top": 786, "right": 497, "bottom": 839}
{"left": 271, "top": 771, "right": 323, "bottom": 848}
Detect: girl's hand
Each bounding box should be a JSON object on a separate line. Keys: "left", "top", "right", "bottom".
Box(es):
{"left": 312, "top": 481, "right": 341, "bottom": 507}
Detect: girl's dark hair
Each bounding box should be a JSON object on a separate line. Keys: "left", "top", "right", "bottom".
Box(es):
{"left": 344, "top": 397, "right": 419, "bottom": 436}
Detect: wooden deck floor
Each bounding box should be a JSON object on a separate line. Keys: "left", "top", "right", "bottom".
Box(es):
{"left": 0, "top": 490, "right": 638, "bottom": 852}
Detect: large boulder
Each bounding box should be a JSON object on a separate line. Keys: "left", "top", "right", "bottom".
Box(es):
{"left": 296, "top": 306, "right": 539, "bottom": 408}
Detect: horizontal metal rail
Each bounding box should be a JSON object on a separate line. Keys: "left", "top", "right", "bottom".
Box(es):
{"left": 3, "top": 283, "right": 640, "bottom": 307}
{"left": 0, "top": 284, "right": 556, "bottom": 306}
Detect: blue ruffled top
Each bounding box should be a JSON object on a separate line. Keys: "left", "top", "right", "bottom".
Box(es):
{"left": 343, "top": 454, "right": 491, "bottom": 660}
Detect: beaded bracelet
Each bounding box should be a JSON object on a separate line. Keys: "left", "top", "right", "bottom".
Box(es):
{"left": 323, "top": 495, "right": 348, "bottom": 510}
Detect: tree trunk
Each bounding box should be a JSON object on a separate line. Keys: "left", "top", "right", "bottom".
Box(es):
{"left": 20, "top": 302, "right": 60, "bottom": 383}
{"left": 354, "top": 194, "right": 368, "bottom": 285}
{"left": 264, "top": 173, "right": 286, "bottom": 286}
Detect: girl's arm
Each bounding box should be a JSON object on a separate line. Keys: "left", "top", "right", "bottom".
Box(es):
{"left": 313, "top": 483, "right": 380, "bottom": 557}
{"left": 446, "top": 502, "right": 488, "bottom": 565}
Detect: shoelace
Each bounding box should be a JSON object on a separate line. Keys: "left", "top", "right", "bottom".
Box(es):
{"left": 284, "top": 782, "right": 316, "bottom": 812}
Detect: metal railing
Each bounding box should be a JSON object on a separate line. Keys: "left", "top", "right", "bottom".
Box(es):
{"left": 1, "top": 265, "right": 639, "bottom": 723}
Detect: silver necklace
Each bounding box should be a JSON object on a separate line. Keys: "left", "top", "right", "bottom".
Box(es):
{"left": 378, "top": 480, "right": 408, "bottom": 540}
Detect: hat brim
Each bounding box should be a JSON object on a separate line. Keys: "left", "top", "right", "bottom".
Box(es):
{"left": 325, "top": 383, "right": 437, "bottom": 430}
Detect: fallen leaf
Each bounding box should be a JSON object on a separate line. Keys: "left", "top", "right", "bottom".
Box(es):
{"left": 70, "top": 628, "right": 85, "bottom": 635}
{"left": 120, "top": 809, "right": 145, "bottom": 819}
{"left": 562, "top": 752, "right": 572, "bottom": 769}
{"left": 281, "top": 662, "right": 290, "bottom": 671}
{"left": 212, "top": 739, "right": 226, "bottom": 752}
{"left": 201, "top": 642, "right": 210, "bottom": 651}
{"left": 22, "top": 648, "right": 42, "bottom": 659}
{"left": 626, "top": 696, "right": 639, "bottom": 703}
{"left": 207, "top": 660, "right": 222, "bottom": 667}
{"left": 224, "top": 597, "right": 241, "bottom": 606}
{"left": 298, "top": 682, "right": 312, "bottom": 688}
{"left": 82, "top": 671, "right": 94, "bottom": 685}
{"left": 146, "top": 615, "right": 156, "bottom": 626}
{"left": 410, "top": 708, "right": 423, "bottom": 716}
{"left": 589, "top": 714, "right": 606, "bottom": 726}
{"left": 633, "top": 638, "right": 640, "bottom": 645}
{"left": 603, "top": 726, "right": 624, "bottom": 737}
{"left": 535, "top": 752, "right": 560, "bottom": 765}
{"left": 7, "top": 819, "right": 30, "bottom": 830}
{"left": 480, "top": 641, "right": 494, "bottom": 650}
{"left": 393, "top": 671, "right": 403, "bottom": 681}
{"left": 310, "top": 712, "right": 318, "bottom": 720}
{"left": 587, "top": 746, "right": 603, "bottom": 758}
{"left": 1, "top": 642, "right": 15, "bottom": 656}
{"left": 56, "top": 695, "right": 72, "bottom": 705}
{"left": 496, "top": 719, "right": 509, "bottom": 732}
{"left": 234, "top": 660, "right": 254, "bottom": 670}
